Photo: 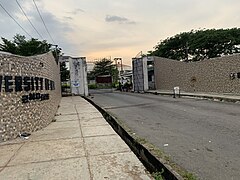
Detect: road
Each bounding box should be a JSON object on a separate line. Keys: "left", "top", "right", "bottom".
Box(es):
{"left": 89, "top": 90, "right": 240, "bottom": 180}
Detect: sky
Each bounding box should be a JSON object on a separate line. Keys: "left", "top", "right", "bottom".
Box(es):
{"left": 0, "top": 0, "right": 240, "bottom": 65}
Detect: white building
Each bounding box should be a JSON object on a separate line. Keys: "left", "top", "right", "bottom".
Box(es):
{"left": 86, "top": 62, "right": 95, "bottom": 72}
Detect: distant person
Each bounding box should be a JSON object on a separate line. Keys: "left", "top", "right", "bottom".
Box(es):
{"left": 123, "top": 81, "right": 130, "bottom": 92}
{"left": 119, "top": 82, "right": 123, "bottom": 91}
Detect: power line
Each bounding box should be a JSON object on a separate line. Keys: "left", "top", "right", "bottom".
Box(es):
{"left": 16, "top": 0, "right": 44, "bottom": 40}
{"left": 0, "top": 2, "right": 32, "bottom": 38}
{"left": 32, "top": 0, "right": 55, "bottom": 44}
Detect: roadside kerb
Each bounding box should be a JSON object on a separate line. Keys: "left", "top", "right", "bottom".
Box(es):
{"left": 84, "top": 96, "right": 183, "bottom": 180}
{"left": 146, "top": 91, "right": 240, "bottom": 103}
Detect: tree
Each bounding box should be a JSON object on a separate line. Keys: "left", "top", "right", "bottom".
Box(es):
{"left": 150, "top": 28, "right": 240, "bottom": 61}
{"left": 89, "top": 58, "right": 118, "bottom": 84}
{"left": 0, "top": 34, "right": 52, "bottom": 56}
{"left": 60, "top": 62, "right": 70, "bottom": 82}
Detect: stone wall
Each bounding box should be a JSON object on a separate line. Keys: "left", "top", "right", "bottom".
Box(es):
{"left": 154, "top": 55, "right": 240, "bottom": 94}
{"left": 0, "top": 52, "right": 61, "bottom": 142}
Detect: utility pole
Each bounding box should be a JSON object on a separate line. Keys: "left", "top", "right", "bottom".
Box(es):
{"left": 114, "top": 57, "right": 123, "bottom": 84}
{"left": 114, "top": 58, "right": 123, "bottom": 73}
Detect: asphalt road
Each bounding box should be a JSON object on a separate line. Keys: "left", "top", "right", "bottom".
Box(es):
{"left": 89, "top": 90, "right": 240, "bottom": 180}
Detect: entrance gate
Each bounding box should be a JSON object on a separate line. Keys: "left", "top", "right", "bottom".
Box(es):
{"left": 59, "top": 56, "right": 88, "bottom": 96}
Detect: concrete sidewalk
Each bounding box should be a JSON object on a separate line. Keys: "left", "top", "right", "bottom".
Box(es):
{"left": 0, "top": 97, "right": 152, "bottom": 180}
{"left": 147, "top": 90, "right": 240, "bottom": 102}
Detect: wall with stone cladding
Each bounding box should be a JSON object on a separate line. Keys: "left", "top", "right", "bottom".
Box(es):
{"left": 0, "top": 52, "right": 61, "bottom": 142}
{"left": 154, "top": 55, "right": 240, "bottom": 94}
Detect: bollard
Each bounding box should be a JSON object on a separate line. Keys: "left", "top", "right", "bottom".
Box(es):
{"left": 173, "top": 86, "right": 180, "bottom": 98}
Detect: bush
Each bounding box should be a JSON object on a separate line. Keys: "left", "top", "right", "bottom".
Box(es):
{"left": 88, "top": 84, "right": 97, "bottom": 89}
{"left": 61, "top": 84, "right": 70, "bottom": 88}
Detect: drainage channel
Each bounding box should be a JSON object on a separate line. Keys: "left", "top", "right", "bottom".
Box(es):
{"left": 83, "top": 96, "right": 183, "bottom": 180}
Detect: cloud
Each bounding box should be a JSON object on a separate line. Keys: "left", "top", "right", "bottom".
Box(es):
{"left": 105, "top": 15, "right": 136, "bottom": 24}
{"left": 75, "top": 8, "right": 85, "bottom": 13}
{"left": 64, "top": 16, "right": 73, "bottom": 20}
{"left": 67, "top": 8, "right": 85, "bottom": 15}
{"left": 0, "top": 1, "right": 77, "bottom": 56}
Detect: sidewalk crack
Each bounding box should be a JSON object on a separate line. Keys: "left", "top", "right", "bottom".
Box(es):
{"left": 0, "top": 142, "right": 25, "bottom": 173}
{"left": 75, "top": 102, "right": 93, "bottom": 180}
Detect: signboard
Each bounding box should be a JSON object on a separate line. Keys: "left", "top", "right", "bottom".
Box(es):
{"left": 0, "top": 75, "right": 55, "bottom": 103}
{"left": 72, "top": 81, "right": 80, "bottom": 87}
{"left": 96, "top": 76, "right": 112, "bottom": 83}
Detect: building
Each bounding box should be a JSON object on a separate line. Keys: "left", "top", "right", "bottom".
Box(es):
{"left": 86, "top": 61, "right": 95, "bottom": 73}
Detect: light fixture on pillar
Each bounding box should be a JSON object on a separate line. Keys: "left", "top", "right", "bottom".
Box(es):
{"left": 114, "top": 58, "right": 123, "bottom": 74}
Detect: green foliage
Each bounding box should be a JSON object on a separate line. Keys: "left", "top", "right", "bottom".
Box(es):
{"left": 60, "top": 62, "right": 70, "bottom": 82}
{"left": 183, "top": 172, "right": 197, "bottom": 180}
{"left": 87, "top": 71, "right": 96, "bottom": 81}
{"left": 93, "top": 58, "right": 117, "bottom": 76}
{"left": 136, "top": 137, "right": 147, "bottom": 144}
{"left": 152, "top": 169, "right": 164, "bottom": 180}
{"left": 96, "top": 83, "right": 112, "bottom": 89}
{"left": 89, "top": 58, "right": 119, "bottom": 83}
{"left": 88, "top": 84, "right": 97, "bottom": 89}
{"left": 61, "top": 83, "right": 70, "bottom": 88}
{"left": 151, "top": 28, "right": 240, "bottom": 61}
{"left": 0, "top": 34, "right": 52, "bottom": 56}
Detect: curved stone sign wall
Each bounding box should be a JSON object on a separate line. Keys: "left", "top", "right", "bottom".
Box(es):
{"left": 0, "top": 52, "right": 61, "bottom": 142}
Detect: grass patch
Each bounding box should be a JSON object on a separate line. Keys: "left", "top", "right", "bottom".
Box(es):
{"left": 88, "top": 84, "right": 97, "bottom": 89}
{"left": 152, "top": 169, "right": 164, "bottom": 180}
{"left": 183, "top": 172, "right": 197, "bottom": 180}
{"left": 136, "top": 137, "right": 147, "bottom": 144}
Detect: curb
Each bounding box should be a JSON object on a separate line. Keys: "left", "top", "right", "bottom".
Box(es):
{"left": 146, "top": 91, "right": 240, "bottom": 103}
{"left": 83, "top": 96, "right": 183, "bottom": 180}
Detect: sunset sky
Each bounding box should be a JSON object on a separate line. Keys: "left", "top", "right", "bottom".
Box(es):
{"left": 1, "top": 0, "right": 240, "bottom": 65}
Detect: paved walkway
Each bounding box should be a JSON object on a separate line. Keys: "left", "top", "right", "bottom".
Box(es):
{"left": 147, "top": 90, "right": 240, "bottom": 102}
{"left": 0, "top": 97, "right": 152, "bottom": 180}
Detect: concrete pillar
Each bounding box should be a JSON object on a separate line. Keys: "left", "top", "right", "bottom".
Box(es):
{"left": 69, "top": 57, "right": 88, "bottom": 96}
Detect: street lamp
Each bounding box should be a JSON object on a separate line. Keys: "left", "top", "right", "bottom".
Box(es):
{"left": 114, "top": 57, "right": 123, "bottom": 74}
